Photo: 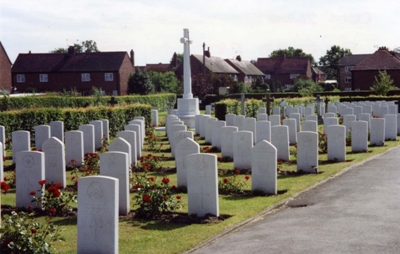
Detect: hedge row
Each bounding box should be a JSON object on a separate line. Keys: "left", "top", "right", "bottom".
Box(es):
{"left": 215, "top": 99, "right": 264, "bottom": 120}
{"left": 0, "top": 104, "right": 152, "bottom": 141}
{"left": 0, "top": 93, "right": 176, "bottom": 112}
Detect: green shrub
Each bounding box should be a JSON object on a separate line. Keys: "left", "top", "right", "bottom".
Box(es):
{"left": 214, "top": 99, "right": 241, "bottom": 120}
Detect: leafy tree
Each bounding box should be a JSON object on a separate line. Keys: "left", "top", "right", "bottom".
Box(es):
{"left": 292, "top": 77, "right": 322, "bottom": 96}
{"left": 233, "top": 82, "right": 247, "bottom": 94}
{"left": 250, "top": 76, "right": 269, "bottom": 93}
{"left": 393, "top": 47, "right": 400, "bottom": 53}
{"left": 170, "top": 53, "right": 183, "bottom": 65}
{"left": 50, "top": 40, "right": 99, "bottom": 53}
{"left": 127, "top": 67, "right": 154, "bottom": 95}
{"left": 148, "top": 71, "right": 179, "bottom": 93}
{"left": 269, "top": 46, "right": 315, "bottom": 65}
{"left": 370, "top": 70, "right": 397, "bottom": 96}
{"left": 319, "top": 45, "right": 352, "bottom": 80}
{"left": 192, "top": 73, "right": 214, "bottom": 101}
{"left": 267, "top": 80, "right": 284, "bottom": 92}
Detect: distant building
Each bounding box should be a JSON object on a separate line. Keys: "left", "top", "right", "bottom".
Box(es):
{"left": 225, "top": 56, "right": 265, "bottom": 87}
{"left": 141, "top": 52, "right": 180, "bottom": 73}
{"left": 0, "top": 41, "right": 12, "bottom": 92}
{"left": 11, "top": 46, "right": 135, "bottom": 95}
{"left": 255, "top": 55, "right": 312, "bottom": 91}
{"left": 338, "top": 54, "right": 369, "bottom": 91}
{"left": 351, "top": 47, "right": 400, "bottom": 90}
{"left": 311, "top": 66, "right": 326, "bottom": 83}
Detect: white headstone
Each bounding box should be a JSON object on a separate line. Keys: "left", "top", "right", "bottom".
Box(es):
{"left": 342, "top": 107, "right": 354, "bottom": 116}
{"left": 324, "top": 117, "right": 338, "bottom": 133}
{"left": 43, "top": 137, "right": 66, "bottom": 188}
{"left": 268, "top": 115, "right": 281, "bottom": 126}
{"left": 205, "top": 118, "right": 217, "bottom": 144}
{"left": 175, "top": 138, "right": 200, "bottom": 187}
{"left": 12, "top": 130, "right": 30, "bottom": 163}
{"left": 50, "top": 121, "right": 64, "bottom": 142}
{"left": 0, "top": 142, "right": 3, "bottom": 181}
{"left": 77, "top": 176, "right": 118, "bottom": 254}
{"left": 89, "top": 120, "right": 103, "bottom": 150}
{"left": 194, "top": 114, "right": 202, "bottom": 135}
{"left": 383, "top": 114, "right": 397, "bottom": 140}
{"left": 233, "top": 115, "right": 245, "bottom": 130}
{"left": 169, "top": 125, "right": 187, "bottom": 157}
{"left": 124, "top": 124, "right": 141, "bottom": 159}
{"left": 297, "top": 131, "right": 318, "bottom": 173}
{"left": 101, "top": 119, "right": 110, "bottom": 142}
{"left": 242, "top": 118, "right": 256, "bottom": 143}
{"left": 327, "top": 125, "right": 346, "bottom": 162}
{"left": 302, "top": 120, "right": 317, "bottom": 132}
{"left": 128, "top": 121, "right": 143, "bottom": 148}
{"left": 0, "top": 126, "right": 5, "bottom": 151}
{"left": 289, "top": 113, "right": 301, "bottom": 132}
{"left": 205, "top": 105, "right": 212, "bottom": 115}
{"left": 370, "top": 118, "right": 385, "bottom": 146}
{"left": 211, "top": 121, "right": 226, "bottom": 150}
{"left": 100, "top": 152, "right": 130, "bottom": 215}
{"left": 305, "top": 115, "right": 317, "bottom": 122}
{"left": 16, "top": 151, "right": 45, "bottom": 208}
{"left": 65, "top": 131, "right": 84, "bottom": 166}
{"left": 354, "top": 106, "right": 363, "bottom": 119}
{"left": 225, "top": 114, "right": 235, "bottom": 126}
{"left": 251, "top": 140, "right": 277, "bottom": 194}
{"left": 352, "top": 121, "right": 368, "bottom": 152}
{"left": 34, "top": 125, "right": 50, "bottom": 150}
{"left": 358, "top": 113, "right": 371, "bottom": 130}
{"left": 258, "top": 107, "right": 266, "bottom": 114}
{"left": 362, "top": 105, "right": 372, "bottom": 115}
{"left": 304, "top": 106, "right": 314, "bottom": 116}
{"left": 116, "top": 131, "right": 136, "bottom": 165}
{"left": 173, "top": 131, "right": 193, "bottom": 158}
{"left": 256, "top": 121, "right": 271, "bottom": 144}
{"left": 374, "top": 106, "right": 388, "bottom": 117}
{"left": 257, "top": 113, "right": 268, "bottom": 121}
{"left": 271, "top": 125, "right": 290, "bottom": 161}
{"left": 283, "top": 118, "right": 297, "bottom": 145}
{"left": 199, "top": 115, "right": 210, "bottom": 138}
{"left": 78, "top": 124, "right": 95, "bottom": 154}
{"left": 389, "top": 105, "right": 397, "bottom": 114}
{"left": 343, "top": 115, "right": 356, "bottom": 136}
{"left": 233, "top": 131, "right": 253, "bottom": 170}
{"left": 109, "top": 137, "right": 132, "bottom": 167}
{"left": 132, "top": 118, "right": 146, "bottom": 146}
{"left": 323, "top": 113, "right": 336, "bottom": 119}
{"left": 220, "top": 126, "right": 238, "bottom": 159}
{"left": 272, "top": 107, "right": 280, "bottom": 115}
{"left": 187, "top": 153, "right": 219, "bottom": 217}
{"left": 151, "top": 109, "right": 159, "bottom": 127}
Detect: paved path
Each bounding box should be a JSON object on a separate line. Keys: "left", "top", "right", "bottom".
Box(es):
{"left": 188, "top": 146, "right": 400, "bottom": 254}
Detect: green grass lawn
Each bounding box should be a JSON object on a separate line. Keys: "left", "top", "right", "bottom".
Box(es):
{"left": 2, "top": 112, "right": 399, "bottom": 254}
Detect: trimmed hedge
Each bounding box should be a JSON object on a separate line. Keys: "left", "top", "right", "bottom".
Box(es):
{"left": 0, "top": 104, "right": 152, "bottom": 142}
{"left": 215, "top": 99, "right": 264, "bottom": 120}
{"left": 0, "top": 93, "right": 176, "bottom": 112}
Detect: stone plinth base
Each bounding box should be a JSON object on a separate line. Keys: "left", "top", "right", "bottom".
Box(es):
{"left": 176, "top": 98, "right": 200, "bottom": 128}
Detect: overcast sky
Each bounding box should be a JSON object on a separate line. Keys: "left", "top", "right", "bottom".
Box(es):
{"left": 1, "top": 0, "right": 399, "bottom": 66}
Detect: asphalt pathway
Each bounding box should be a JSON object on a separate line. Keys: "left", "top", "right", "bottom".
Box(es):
{"left": 188, "top": 146, "right": 400, "bottom": 254}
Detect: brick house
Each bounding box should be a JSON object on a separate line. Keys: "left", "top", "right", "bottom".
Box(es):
{"left": 225, "top": 56, "right": 265, "bottom": 87}
{"left": 0, "top": 41, "right": 12, "bottom": 92}
{"left": 351, "top": 47, "right": 400, "bottom": 90}
{"left": 255, "top": 55, "right": 313, "bottom": 91}
{"left": 143, "top": 52, "right": 180, "bottom": 73}
{"left": 11, "top": 46, "right": 135, "bottom": 95}
{"left": 338, "top": 54, "right": 369, "bottom": 91}
{"left": 311, "top": 67, "right": 325, "bottom": 83}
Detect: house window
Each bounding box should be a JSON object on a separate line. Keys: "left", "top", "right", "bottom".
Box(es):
{"left": 81, "top": 73, "right": 90, "bottom": 82}
{"left": 244, "top": 75, "right": 248, "bottom": 82}
{"left": 345, "top": 87, "right": 352, "bottom": 91}
{"left": 265, "top": 74, "right": 271, "bottom": 79}
{"left": 345, "top": 66, "right": 354, "bottom": 72}
{"left": 17, "top": 74, "right": 25, "bottom": 83}
{"left": 105, "top": 73, "right": 113, "bottom": 81}
{"left": 290, "top": 74, "right": 300, "bottom": 79}
{"left": 39, "top": 74, "right": 48, "bottom": 82}
{"left": 233, "top": 75, "right": 237, "bottom": 81}
{"left": 345, "top": 77, "right": 352, "bottom": 83}
{"left": 284, "top": 84, "right": 292, "bottom": 90}
{"left": 112, "top": 90, "right": 118, "bottom": 96}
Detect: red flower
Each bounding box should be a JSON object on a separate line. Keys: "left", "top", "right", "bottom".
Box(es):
{"left": 160, "top": 143, "right": 164, "bottom": 147}
{"left": 49, "top": 208, "right": 56, "bottom": 215}
{"left": 30, "top": 190, "right": 36, "bottom": 195}
{"left": 31, "top": 228, "right": 37, "bottom": 234}
{"left": 277, "top": 168, "right": 280, "bottom": 172}
{"left": 71, "top": 176, "right": 76, "bottom": 180}
{"left": 176, "top": 195, "right": 181, "bottom": 200}
{"left": 27, "top": 205, "right": 32, "bottom": 210}
{"left": 162, "top": 177, "right": 170, "bottom": 184}
{"left": 55, "top": 183, "right": 63, "bottom": 188}
{"left": 133, "top": 183, "right": 141, "bottom": 189}
{"left": 245, "top": 175, "right": 250, "bottom": 180}
{"left": 1, "top": 182, "right": 10, "bottom": 192}
{"left": 223, "top": 178, "right": 228, "bottom": 183}
{"left": 153, "top": 156, "right": 157, "bottom": 161}
{"left": 218, "top": 157, "right": 223, "bottom": 162}
{"left": 163, "top": 195, "right": 168, "bottom": 200}
{"left": 2, "top": 156, "right": 5, "bottom": 162}
{"left": 147, "top": 177, "right": 155, "bottom": 182}
{"left": 235, "top": 169, "right": 240, "bottom": 175}
{"left": 70, "top": 159, "right": 76, "bottom": 164}
{"left": 172, "top": 185, "right": 177, "bottom": 190}
{"left": 147, "top": 154, "right": 152, "bottom": 158}
{"left": 3, "top": 176, "right": 7, "bottom": 181}
{"left": 48, "top": 186, "right": 56, "bottom": 193}
{"left": 53, "top": 189, "right": 61, "bottom": 197}
{"left": 38, "top": 179, "right": 46, "bottom": 186}
{"left": 143, "top": 195, "right": 151, "bottom": 203}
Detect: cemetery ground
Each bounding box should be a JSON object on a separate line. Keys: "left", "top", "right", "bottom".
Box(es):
{"left": 1, "top": 112, "right": 400, "bottom": 253}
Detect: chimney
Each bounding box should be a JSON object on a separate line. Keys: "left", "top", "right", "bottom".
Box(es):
{"left": 130, "top": 49, "right": 135, "bottom": 67}
{"left": 172, "top": 52, "right": 178, "bottom": 68}
{"left": 202, "top": 43, "right": 206, "bottom": 77}
{"left": 379, "top": 46, "right": 388, "bottom": 51}
{"left": 236, "top": 55, "right": 242, "bottom": 61}
{"left": 67, "top": 46, "right": 76, "bottom": 56}
{"left": 205, "top": 47, "right": 211, "bottom": 58}
{"left": 28, "top": 51, "right": 31, "bottom": 54}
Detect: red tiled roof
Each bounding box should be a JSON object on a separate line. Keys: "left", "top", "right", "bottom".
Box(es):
{"left": 255, "top": 56, "right": 310, "bottom": 74}
{"left": 351, "top": 48, "right": 400, "bottom": 71}
{"left": 12, "top": 51, "right": 129, "bottom": 73}
{"left": 0, "top": 41, "right": 12, "bottom": 65}
{"left": 339, "top": 54, "right": 370, "bottom": 66}
{"left": 145, "top": 63, "right": 171, "bottom": 72}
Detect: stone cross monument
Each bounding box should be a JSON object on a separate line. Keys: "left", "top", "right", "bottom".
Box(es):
{"left": 176, "top": 28, "right": 200, "bottom": 128}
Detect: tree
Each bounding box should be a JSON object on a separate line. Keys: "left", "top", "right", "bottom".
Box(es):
{"left": 127, "top": 67, "right": 153, "bottom": 95}
{"left": 148, "top": 71, "right": 179, "bottom": 93}
{"left": 50, "top": 40, "right": 99, "bottom": 53}
{"left": 319, "top": 45, "right": 352, "bottom": 80}
{"left": 170, "top": 53, "right": 183, "bottom": 65}
{"left": 250, "top": 76, "right": 269, "bottom": 93}
{"left": 370, "top": 70, "right": 397, "bottom": 96}
{"left": 269, "top": 46, "right": 316, "bottom": 65}
{"left": 191, "top": 73, "right": 214, "bottom": 101}
{"left": 292, "top": 77, "right": 322, "bottom": 97}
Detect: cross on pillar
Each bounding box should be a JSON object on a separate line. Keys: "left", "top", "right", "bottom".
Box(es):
{"left": 266, "top": 94, "right": 274, "bottom": 115}
{"left": 180, "top": 29, "right": 193, "bottom": 99}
